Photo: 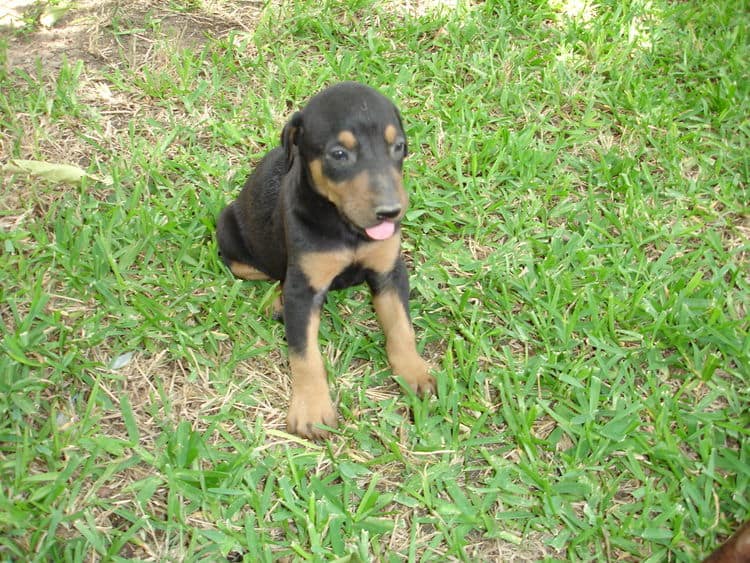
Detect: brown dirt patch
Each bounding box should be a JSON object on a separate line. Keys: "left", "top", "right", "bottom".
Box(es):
{"left": 3, "top": 0, "right": 266, "bottom": 76}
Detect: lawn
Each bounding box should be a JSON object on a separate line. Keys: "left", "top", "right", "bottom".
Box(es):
{"left": 1, "top": 0, "right": 748, "bottom": 560}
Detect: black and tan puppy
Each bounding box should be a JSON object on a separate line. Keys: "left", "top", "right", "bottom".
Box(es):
{"left": 216, "top": 82, "right": 435, "bottom": 439}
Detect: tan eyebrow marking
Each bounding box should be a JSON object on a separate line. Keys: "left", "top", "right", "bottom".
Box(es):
{"left": 384, "top": 124, "right": 398, "bottom": 144}
{"left": 337, "top": 130, "right": 357, "bottom": 150}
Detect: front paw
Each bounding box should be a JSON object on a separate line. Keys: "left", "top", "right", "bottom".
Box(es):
{"left": 398, "top": 357, "right": 436, "bottom": 397}
{"left": 286, "top": 390, "right": 337, "bottom": 440}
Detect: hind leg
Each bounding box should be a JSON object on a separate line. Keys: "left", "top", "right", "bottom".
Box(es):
{"left": 271, "top": 284, "right": 284, "bottom": 321}
{"left": 216, "top": 203, "right": 271, "bottom": 281}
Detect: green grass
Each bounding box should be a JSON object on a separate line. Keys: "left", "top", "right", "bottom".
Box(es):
{"left": 1, "top": 0, "right": 748, "bottom": 560}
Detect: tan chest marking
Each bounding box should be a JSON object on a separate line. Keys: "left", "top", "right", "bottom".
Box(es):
{"left": 297, "top": 234, "right": 401, "bottom": 292}
{"left": 298, "top": 249, "right": 354, "bottom": 292}
{"left": 356, "top": 233, "right": 400, "bottom": 274}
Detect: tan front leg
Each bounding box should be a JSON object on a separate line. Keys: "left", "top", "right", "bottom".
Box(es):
{"left": 373, "top": 290, "right": 435, "bottom": 395}
{"left": 284, "top": 252, "right": 352, "bottom": 439}
{"left": 286, "top": 308, "right": 337, "bottom": 439}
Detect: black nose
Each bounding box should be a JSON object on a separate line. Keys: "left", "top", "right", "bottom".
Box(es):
{"left": 375, "top": 205, "right": 402, "bottom": 220}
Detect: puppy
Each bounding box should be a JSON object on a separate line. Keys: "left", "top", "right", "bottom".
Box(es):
{"left": 216, "top": 82, "right": 435, "bottom": 439}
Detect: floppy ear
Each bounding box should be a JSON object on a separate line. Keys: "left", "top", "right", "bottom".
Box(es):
{"left": 281, "top": 111, "right": 303, "bottom": 171}
{"left": 394, "top": 107, "right": 408, "bottom": 157}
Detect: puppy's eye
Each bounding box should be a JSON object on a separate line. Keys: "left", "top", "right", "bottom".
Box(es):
{"left": 391, "top": 140, "right": 406, "bottom": 158}
{"left": 329, "top": 148, "right": 350, "bottom": 162}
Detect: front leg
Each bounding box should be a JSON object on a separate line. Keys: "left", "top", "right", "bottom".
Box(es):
{"left": 283, "top": 271, "right": 336, "bottom": 439}
{"left": 368, "top": 259, "right": 436, "bottom": 395}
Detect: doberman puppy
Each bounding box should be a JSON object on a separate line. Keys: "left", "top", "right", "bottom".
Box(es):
{"left": 216, "top": 82, "right": 435, "bottom": 439}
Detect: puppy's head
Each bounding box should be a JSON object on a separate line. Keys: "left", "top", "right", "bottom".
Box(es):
{"left": 282, "top": 82, "right": 409, "bottom": 241}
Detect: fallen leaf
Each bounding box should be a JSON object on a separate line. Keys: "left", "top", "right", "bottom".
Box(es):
{"left": 2, "top": 159, "right": 111, "bottom": 185}
{"left": 40, "top": 4, "right": 72, "bottom": 28}
{"left": 110, "top": 351, "right": 135, "bottom": 370}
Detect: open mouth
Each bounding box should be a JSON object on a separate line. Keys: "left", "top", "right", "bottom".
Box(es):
{"left": 364, "top": 220, "right": 396, "bottom": 240}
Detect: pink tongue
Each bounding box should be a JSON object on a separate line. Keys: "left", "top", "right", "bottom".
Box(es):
{"left": 365, "top": 221, "right": 396, "bottom": 240}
